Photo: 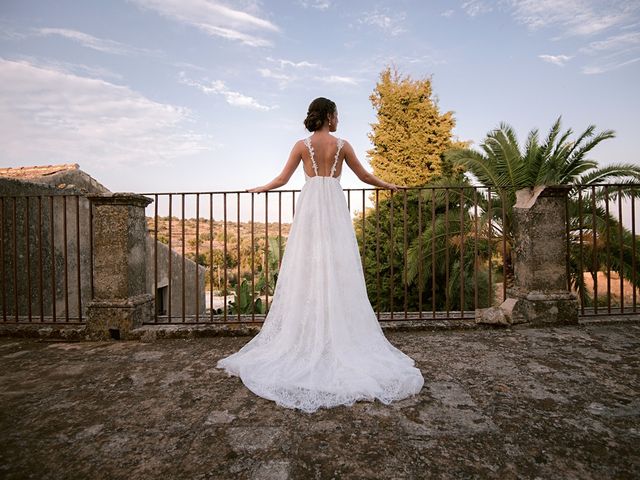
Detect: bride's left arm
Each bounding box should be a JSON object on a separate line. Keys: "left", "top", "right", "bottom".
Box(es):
{"left": 247, "top": 141, "right": 302, "bottom": 193}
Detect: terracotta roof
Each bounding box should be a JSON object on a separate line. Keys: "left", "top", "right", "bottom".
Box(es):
{"left": 0, "top": 164, "right": 80, "bottom": 179}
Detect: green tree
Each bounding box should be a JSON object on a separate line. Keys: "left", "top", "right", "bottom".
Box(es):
{"left": 358, "top": 66, "right": 475, "bottom": 314}
{"left": 367, "top": 66, "right": 466, "bottom": 188}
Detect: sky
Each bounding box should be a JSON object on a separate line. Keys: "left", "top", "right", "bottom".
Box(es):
{"left": 1, "top": 0, "right": 639, "bottom": 197}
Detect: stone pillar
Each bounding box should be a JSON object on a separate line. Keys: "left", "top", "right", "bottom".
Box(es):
{"left": 86, "top": 193, "right": 153, "bottom": 340}
{"left": 477, "top": 185, "right": 578, "bottom": 326}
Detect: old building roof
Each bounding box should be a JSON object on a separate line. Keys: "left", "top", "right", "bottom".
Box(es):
{"left": 0, "top": 163, "right": 81, "bottom": 179}
{"left": 0, "top": 163, "right": 110, "bottom": 193}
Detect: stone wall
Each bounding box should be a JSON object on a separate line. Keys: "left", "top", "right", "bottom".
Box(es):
{"left": 0, "top": 178, "right": 92, "bottom": 320}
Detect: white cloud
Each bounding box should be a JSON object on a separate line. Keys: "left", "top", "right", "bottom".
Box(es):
{"left": 323, "top": 75, "right": 358, "bottom": 85}
{"left": 179, "top": 72, "right": 274, "bottom": 110}
{"left": 581, "top": 31, "right": 640, "bottom": 53}
{"left": 34, "top": 28, "right": 153, "bottom": 56}
{"left": 266, "top": 57, "right": 319, "bottom": 69}
{"left": 538, "top": 54, "right": 572, "bottom": 66}
{"left": 0, "top": 58, "right": 211, "bottom": 169}
{"left": 441, "top": 9, "right": 455, "bottom": 18}
{"left": 10, "top": 54, "right": 124, "bottom": 81}
{"left": 129, "top": 0, "right": 279, "bottom": 47}
{"left": 361, "top": 8, "right": 406, "bottom": 36}
{"left": 298, "top": 0, "right": 331, "bottom": 10}
{"left": 461, "top": 0, "right": 493, "bottom": 17}
{"left": 508, "top": 0, "right": 637, "bottom": 37}
{"left": 258, "top": 68, "right": 296, "bottom": 88}
{"left": 582, "top": 56, "right": 640, "bottom": 74}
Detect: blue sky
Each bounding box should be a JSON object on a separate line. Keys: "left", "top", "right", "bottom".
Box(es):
{"left": 1, "top": 0, "right": 639, "bottom": 195}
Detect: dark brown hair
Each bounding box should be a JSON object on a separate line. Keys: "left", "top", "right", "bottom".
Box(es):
{"left": 303, "top": 97, "right": 336, "bottom": 132}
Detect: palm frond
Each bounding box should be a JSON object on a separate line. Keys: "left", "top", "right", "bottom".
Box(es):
{"left": 577, "top": 163, "right": 640, "bottom": 185}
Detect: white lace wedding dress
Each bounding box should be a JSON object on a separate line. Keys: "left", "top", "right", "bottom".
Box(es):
{"left": 216, "top": 136, "right": 424, "bottom": 413}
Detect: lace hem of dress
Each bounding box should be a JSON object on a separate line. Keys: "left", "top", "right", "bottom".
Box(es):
{"left": 216, "top": 362, "right": 422, "bottom": 414}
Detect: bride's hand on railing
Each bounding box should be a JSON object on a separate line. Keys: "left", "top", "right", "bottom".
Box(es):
{"left": 246, "top": 186, "right": 267, "bottom": 193}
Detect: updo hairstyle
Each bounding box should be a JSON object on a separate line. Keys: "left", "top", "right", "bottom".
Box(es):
{"left": 304, "top": 97, "right": 336, "bottom": 132}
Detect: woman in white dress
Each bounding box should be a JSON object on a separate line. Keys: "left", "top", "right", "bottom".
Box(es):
{"left": 216, "top": 97, "right": 424, "bottom": 413}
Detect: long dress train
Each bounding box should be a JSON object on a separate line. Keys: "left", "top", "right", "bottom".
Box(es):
{"left": 216, "top": 136, "right": 424, "bottom": 413}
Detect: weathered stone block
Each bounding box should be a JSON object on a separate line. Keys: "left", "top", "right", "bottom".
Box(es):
{"left": 86, "top": 193, "right": 153, "bottom": 340}
{"left": 512, "top": 185, "right": 570, "bottom": 292}
{"left": 506, "top": 287, "right": 578, "bottom": 326}
{"left": 88, "top": 193, "right": 152, "bottom": 300}
{"left": 476, "top": 185, "right": 578, "bottom": 326}
{"left": 86, "top": 293, "right": 153, "bottom": 340}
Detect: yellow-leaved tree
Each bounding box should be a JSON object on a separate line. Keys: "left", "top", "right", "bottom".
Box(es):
{"left": 367, "top": 66, "right": 466, "bottom": 186}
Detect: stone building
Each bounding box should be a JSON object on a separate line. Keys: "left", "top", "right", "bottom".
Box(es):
{"left": 0, "top": 164, "right": 205, "bottom": 320}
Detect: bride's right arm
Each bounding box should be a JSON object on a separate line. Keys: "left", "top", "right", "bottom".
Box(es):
{"left": 343, "top": 141, "right": 401, "bottom": 191}
{"left": 247, "top": 141, "right": 303, "bottom": 193}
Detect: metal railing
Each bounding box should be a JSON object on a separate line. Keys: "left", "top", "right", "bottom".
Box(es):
{"left": 143, "top": 187, "right": 510, "bottom": 323}
{"left": 572, "top": 184, "right": 639, "bottom": 316}
{"left": 1, "top": 184, "right": 637, "bottom": 325}
{"left": 0, "top": 194, "right": 93, "bottom": 323}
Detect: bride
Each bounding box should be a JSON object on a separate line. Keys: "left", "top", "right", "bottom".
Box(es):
{"left": 216, "top": 97, "right": 424, "bottom": 413}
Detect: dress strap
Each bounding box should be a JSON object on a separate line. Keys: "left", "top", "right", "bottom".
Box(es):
{"left": 303, "top": 137, "right": 318, "bottom": 176}
{"left": 330, "top": 138, "right": 345, "bottom": 177}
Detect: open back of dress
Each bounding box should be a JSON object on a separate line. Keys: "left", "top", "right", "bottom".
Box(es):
{"left": 216, "top": 136, "right": 424, "bottom": 413}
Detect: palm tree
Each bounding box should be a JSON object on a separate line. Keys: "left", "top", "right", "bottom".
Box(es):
{"left": 406, "top": 117, "right": 640, "bottom": 306}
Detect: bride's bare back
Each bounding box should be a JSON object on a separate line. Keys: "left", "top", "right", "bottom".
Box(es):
{"left": 301, "top": 132, "right": 344, "bottom": 178}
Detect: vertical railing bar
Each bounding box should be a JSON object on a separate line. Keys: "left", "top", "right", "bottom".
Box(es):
{"left": 605, "top": 185, "right": 611, "bottom": 314}
{"left": 460, "top": 188, "right": 465, "bottom": 318}
{"left": 209, "top": 194, "right": 214, "bottom": 321}
{"left": 403, "top": 188, "right": 408, "bottom": 320}
{"left": 591, "top": 186, "right": 598, "bottom": 314}
{"left": 631, "top": 187, "right": 637, "bottom": 312}
{"left": 565, "top": 189, "right": 571, "bottom": 294}
{"left": 577, "top": 188, "right": 585, "bottom": 315}
{"left": 375, "top": 189, "right": 381, "bottom": 320}
{"left": 0, "top": 197, "right": 4, "bottom": 321}
{"left": 361, "top": 189, "right": 366, "bottom": 269}
{"left": 223, "top": 193, "right": 228, "bottom": 320}
{"left": 502, "top": 190, "right": 508, "bottom": 306}
{"left": 251, "top": 192, "right": 255, "bottom": 322}
{"left": 278, "top": 191, "right": 282, "bottom": 270}
{"left": 431, "top": 188, "right": 436, "bottom": 319}
{"left": 237, "top": 192, "right": 241, "bottom": 323}
{"left": 168, "top": 193, "right": 172, "bottom": 322}
{"left": 26, "top": 197, "right": 32, "bottom": 321}
{"left": 389, "top": 190, "right": 394, "bottom": 321}
{"left": 487, "top": 188, "right": 493, "bottom": 307}
{"left": 265, "top": 192, "right": 269, "bottom": 314}
{"left": 445, "top": 188, "right": 450, "bottom": 317}
{"left": 196, "top": 193, "right": 200, "bottom": 322}
{"left": 50, "top": 196, "right": 56, "bottom": 322}
{"left": 181, "top": 194, "right": 186, "bottom": 323}
{"left": 473, "top": 188, "right": 479, "bottom": 312}
{"left": 12, "top": 197, "right": 18, "bottom": 322}
{"left": 154, "top": 194, "right": 158, "bottom": 322}
{"left": 75, "top": 195, "right": 82, "bottom": 322}
{"left": 347, "top": 189, "right": 351, "bottom": 211}
{"left": 417, "top": 188, "right": 423, "bottom": 320}
{"left": 89, "top": 199, "right": 94, "bottom": 301}
{"left": 38, "top": 196, "right": 44, "bottom": 322}
{"left": 617, "top": 186, "right": 624, "bottom": 313}
{"left": 63, "top": 196, "right": 69, "bottom": 322}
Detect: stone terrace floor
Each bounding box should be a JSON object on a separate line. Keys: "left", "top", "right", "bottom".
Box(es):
{"left": 1, "top": 320, "right": 639, "bottom": 480}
